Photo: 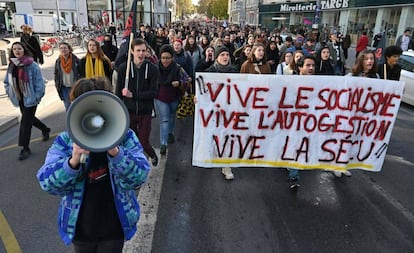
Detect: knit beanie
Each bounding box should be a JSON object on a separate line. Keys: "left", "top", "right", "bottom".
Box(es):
{"left": 214, "top": 46, "right": 229, "bottom": 58}
{"left": 159, "top": 44, "right": 175, "bottom": 57}
{"left": 174, "top": 39, "right": 183, "bottom": 45}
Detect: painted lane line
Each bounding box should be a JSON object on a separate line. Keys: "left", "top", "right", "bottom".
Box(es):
{"left": 123, "top": 149, "right": 166, "bottom": 253}
{"left": 0, "top": 209, "right": 22, "bottom": 253}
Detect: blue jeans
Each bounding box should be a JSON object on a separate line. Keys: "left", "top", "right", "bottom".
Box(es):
{"left": 288, "top": 169, "right": 300, "bottom": 180}
{"left": 155, "top": 99, "right": 179, "bottom": 146}
{"left": 61, "top": 86, "right": 72, "bottom": 111}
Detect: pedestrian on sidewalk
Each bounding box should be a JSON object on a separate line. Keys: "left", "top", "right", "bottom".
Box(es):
{"left": 54, "top": 42, "right": 81, "bottom": 111}
{"left": 20, "top": 25, "right": 44, "bottom": 65}
{"left": 37, "top": 77, "right": 150, "bottom": 252}
{"left": 3, "top": 41, "right": 50, "bottom": 160}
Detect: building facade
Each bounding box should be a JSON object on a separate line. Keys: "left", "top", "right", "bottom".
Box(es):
{"left": 0, "top": 0, "right": 175, "bottom": 33}
{"left": 259, "top": 0, "right": 414, "bottom": 45}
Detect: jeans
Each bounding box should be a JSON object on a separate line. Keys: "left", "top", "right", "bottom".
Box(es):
{"left": 155, "top": 99, "right": 179, "bottom": 146}
{"left": 72, "top": 239, "right": 123, "bottom": 253}
{"left": 288, "top": 169, "right": 300, "bottom": 180}
{"left": 61, "top": 86, "right": 72, "bottom": 111}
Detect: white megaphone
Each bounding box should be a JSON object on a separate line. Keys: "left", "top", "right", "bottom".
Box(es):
{"left": 66, "top": 90, "right": 130, "bottom": 157}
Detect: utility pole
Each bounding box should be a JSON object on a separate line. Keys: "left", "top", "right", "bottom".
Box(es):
{"left": 314, "top": 0, "right": 321, "bottom": 27}
{"left": 56, "top": 0, "right": 62, "bottom": 31}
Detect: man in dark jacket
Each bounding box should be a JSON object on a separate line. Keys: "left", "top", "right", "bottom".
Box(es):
{"left": 378, "top": 45, "right": 402, "bottom": 81}
{"left": 116, "top": 38, "right": 160, "bottom": 166}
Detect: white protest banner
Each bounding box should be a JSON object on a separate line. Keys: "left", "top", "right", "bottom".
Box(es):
{"left": 192, "top": 73, "right": 404, "bottom": 172}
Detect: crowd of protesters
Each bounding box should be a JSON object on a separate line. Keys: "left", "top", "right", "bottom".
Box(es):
{"left": 4, "top": 21, "right": 405, "bottom": 186}
{"left": 1, "top": 20, "right": 406, "bottom": 251}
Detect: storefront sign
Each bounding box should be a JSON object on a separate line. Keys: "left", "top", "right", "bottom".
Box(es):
{"left": 280, "top": 0, "right": 349, "bottom": 12}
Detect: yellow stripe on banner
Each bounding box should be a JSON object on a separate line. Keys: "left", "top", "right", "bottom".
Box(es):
{"left": 208, "top": 159, "right": 374, "bottom": 171}
{"left": 0, "top": 210, "right": 22, "bottom": 253}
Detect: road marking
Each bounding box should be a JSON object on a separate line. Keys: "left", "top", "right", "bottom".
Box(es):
{"left": 0, "top": 133, "right": 58, "bottom": 152}
{"left": 0, "top": 209, "right": 22, "bottom": 253}
{"left": 123, "top": 149, "right": 166, "bottom": 253}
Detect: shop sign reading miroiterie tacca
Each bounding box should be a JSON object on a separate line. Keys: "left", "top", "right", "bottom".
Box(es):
{"left": 280, "top": 0, "right": 349, "bottom": 12}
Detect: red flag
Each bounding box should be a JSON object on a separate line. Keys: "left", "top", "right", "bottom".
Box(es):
{"left": 123, "top": 0, "right": 138, "bottom": 37}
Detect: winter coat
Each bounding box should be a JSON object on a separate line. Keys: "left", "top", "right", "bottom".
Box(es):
{"left": 3, "top": 61, "right": 45, "bottom": 107}
{"left": 36, "top": 130, "right": 150, "bottom": 245}
{"left": 116, "top": 60, "right": 159, "bottom": 115}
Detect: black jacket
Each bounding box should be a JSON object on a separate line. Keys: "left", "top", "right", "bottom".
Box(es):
{"left": 378, "top": 63, "right": 402, "bottom": 81}
{"left": 116, "top": 60, "right": 159, "bottom": 115}
{"left": 20, "top": 34, "right": 44, "bottom": 64}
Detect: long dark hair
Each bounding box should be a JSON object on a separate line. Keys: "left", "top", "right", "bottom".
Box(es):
{"left": 9, "top": 41, "right": 32, "bottom": 59}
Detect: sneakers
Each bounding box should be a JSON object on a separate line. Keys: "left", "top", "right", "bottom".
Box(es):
{"left": 160, "top": 145, "right": 167, "bottom": 155}
{"left": 333, "top": 171, "right": 342, "bottom": 178}
{"left": 332, "top": 170, "right": 352, "bottom": 178}
{"left": 343, "top": 170, "right": 352, "bottom": 177}
{"left": 289, "top": 178, "right": 300, "bottom": 189}
{"left": 168, "top": 133, "right": 175, "bottom": 144}
{"left": 42, "top": 128, "right": 51, "bottom": 141}
{"left": 221, "top": 167, "right": 234, "bottom": 180}
{"left": 151, "top": 153, "right": 159, "bottom": 167}
{"left": 18, "top": 148, "right": 31, "bottom": 161}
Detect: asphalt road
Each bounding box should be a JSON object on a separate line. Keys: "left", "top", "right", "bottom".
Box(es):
{"left": 0, "top": 43, "right": 414, "bottom": 253}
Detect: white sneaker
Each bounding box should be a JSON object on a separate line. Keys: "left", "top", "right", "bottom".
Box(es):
{"left": 333, "top": 171, "right": 342, "bottom": 178}
{"left": 221, "top": 167, "right": 234, "bottom": 180}
{"left": 343, "top": 170, "right": 352, "bottom": 177}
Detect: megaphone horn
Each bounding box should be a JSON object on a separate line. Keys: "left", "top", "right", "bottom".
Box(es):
{"left": 66, "top": 90, "right": 130, "bottom": 153}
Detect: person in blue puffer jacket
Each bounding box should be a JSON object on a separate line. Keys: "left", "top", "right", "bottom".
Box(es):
{"left": 37, "top": 77, "right": 150, "bottom": 252}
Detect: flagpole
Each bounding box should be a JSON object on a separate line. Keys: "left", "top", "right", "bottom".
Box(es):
{"left": 124, "top": 32, "right": 134, "bottom": 89}
{"left": 124, "top": 0, "right": 138, "bottom": 90}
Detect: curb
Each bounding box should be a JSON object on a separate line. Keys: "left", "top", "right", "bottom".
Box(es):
{"left": 0, "top": 116, "right": 18, "bottom": 134}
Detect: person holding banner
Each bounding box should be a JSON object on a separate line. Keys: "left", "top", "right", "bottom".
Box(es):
{"left": 331, "top": 49, "right": 380, "bottom": 178}
{"left": 350, "top": 50, "right": 380, "bottom": 79}
{"left": 155, "top": 44, "right": 191, "bottom": 155}
{"left": 205, "top": 46, "right": 238, "bottom": 180}
{"left": 377, "top": 45, "right": 402, "bottom": 81}
{"left": 287, "top": 55, "right": 316, "bottom": 188}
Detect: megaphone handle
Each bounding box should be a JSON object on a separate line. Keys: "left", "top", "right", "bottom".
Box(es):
{"left": 80, "top": 153, "right": 88, "bottom": 164}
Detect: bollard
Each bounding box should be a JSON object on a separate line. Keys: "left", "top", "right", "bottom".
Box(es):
{"left": 0, "top": 50, "right": 6, "bottom": 66}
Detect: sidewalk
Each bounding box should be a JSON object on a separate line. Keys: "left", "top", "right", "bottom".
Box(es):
{"left": 0, "top": 36, "right": 87, "bottom": 134}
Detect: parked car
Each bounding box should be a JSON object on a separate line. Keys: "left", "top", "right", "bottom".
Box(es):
{"left": 280, "top": 32, "right": 297, "bottom": 42}
{"left": 399, "top": 51, "right": 414, "bottom": 106}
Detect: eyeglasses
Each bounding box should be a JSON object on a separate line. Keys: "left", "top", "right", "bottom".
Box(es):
{"left": 161, "top": 56, "right": 172, "bottom": 60}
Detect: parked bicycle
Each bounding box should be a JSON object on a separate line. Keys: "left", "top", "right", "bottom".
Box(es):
{"left": 40, "top": 36, "right": 61, "bottom": 57}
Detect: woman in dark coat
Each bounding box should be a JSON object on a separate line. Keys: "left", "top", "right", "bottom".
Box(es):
{"left": 315, "top": 44, "right": 335, "bottom": 75}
